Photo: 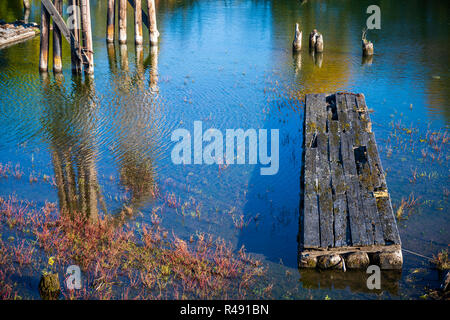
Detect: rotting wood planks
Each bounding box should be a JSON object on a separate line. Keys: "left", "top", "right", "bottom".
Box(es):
{"left": 299, "top": 92, "right": 402, "bottom": 270}
{"left": 0, "top": 20, "right": 39, "bottom": 49}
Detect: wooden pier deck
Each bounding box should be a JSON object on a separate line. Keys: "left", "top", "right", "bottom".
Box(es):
{"left": 299, "top": 92, "right": 402, "bottom": 270}
{"left": 0, "top": 20, "right": 39, "bottom": 49}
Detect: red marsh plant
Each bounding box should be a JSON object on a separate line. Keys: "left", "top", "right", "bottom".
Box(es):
{"left": 0, "top": 195, "right": 271, "bottom": 300}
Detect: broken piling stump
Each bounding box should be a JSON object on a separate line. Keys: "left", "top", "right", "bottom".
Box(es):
{"left": 309, "top": 29, "right": 317, "bottom": 50}
{"left": 299, "top": 92, "right": 402, "bottom": 270}
{"left": 292, "top": 23, "right": 302, "bottom": 52}
{"left": 362, "top": 29, "right": 374, "bottom": 56}
{"left": 38, "top": 273, "right": 61, "bottom": 300}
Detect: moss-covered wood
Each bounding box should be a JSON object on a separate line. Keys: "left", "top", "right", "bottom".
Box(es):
{"left": 300, "top": 92, "right": 402, "bottom": 270}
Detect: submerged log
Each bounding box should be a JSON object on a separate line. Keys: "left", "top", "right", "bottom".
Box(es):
{"left": 292, "top": 23, "right": 302, "bottom": 52}
{"left": 147, "top": 0, "right": 159, "bottom": 45}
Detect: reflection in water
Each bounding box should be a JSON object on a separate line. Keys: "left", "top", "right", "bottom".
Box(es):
{"left": 312, "top": 51, "right": 323, "bottom": 68}
{"left": 40, "top": 43, "right": 166, "bottom": 220}
{"left": 362, "top": 54, "right": 373, "bottom": 66}
{"left": 292, "top": 52, "right": 301, "bottom": 75}
{"left": 40, "top": 74, "right": 102, "bottom": 222}
{"left": 0, "top": 0, "right": 448, "bottom": 300}
{"left": 146, "top": 46, "right": 159, "bottom": 94}
{"left": 106, "top": 43, "right": 165, "bottom": 211}
{"left": 23, "top": 8, "right": 30, "bottom": 23}
{"left": 299, "top": 269, "right": 402, "bottom": 295}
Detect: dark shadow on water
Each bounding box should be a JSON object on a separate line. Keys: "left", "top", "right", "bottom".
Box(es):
{"left": 299, "top": 268, "right": 402, "bottom": 295}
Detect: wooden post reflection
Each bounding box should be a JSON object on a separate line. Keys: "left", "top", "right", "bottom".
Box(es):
{"left": 40, "top": 75, "right": 101, "bottom": 222}
{"left": 149, "top": 46, "right": 159, "bottom": 93}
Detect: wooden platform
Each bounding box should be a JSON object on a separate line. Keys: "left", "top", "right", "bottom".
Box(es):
{"left": 299, "top": 93, "right": 402, "bottom": 270}
{"left": 0, "top": 20, "right": 39, "bottom": 49}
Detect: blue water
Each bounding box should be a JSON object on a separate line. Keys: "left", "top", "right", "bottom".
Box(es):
{"left": 0, "top": 0, "right": 448, "bottom": 299}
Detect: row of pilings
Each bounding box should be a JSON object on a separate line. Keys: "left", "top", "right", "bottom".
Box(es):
{"left": 38, "top": 0, "right": 159, "bottom": 75}
{"left": 39, "top": 0, "right": 94, "bottom": 74}
{"left": 292, "top": 23, "right": 374, "bottom": 57}
{"left": 107, "top": 0, "right": 159, "bottom": 46}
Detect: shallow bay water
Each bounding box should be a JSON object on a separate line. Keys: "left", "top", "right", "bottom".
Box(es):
{"left": 0, "top": 0, "right": 448, "bottom": 299}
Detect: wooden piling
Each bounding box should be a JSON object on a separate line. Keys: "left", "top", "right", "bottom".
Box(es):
{"left": 292, "top": 23, "right": 302, "bottom": 52}
{"left": 147, "top": 0, "right": 159, "bottom": 45}
{"left": 134, "top": 0, "right": 143, "bottom": 45}
{"left": 299, "top": 93, "right": 403, "bottom": 270}
{"left": 23, "top": 7, "right": 30, "bottom": 23}
{"left": 149, "top": 45, "right": 158, "bottom": 92}
{"left": 313, "top": 52, "right": 323, "bottom": 67}
{"left": 70, "top": 0, "right": 82, "bottom": 74}
{"left": 106, "top": 0, "right": 115, "bottom": 43}
{"left": 80, "top": 0, "right": 94, "bottom": 74}
{"left": 362, "top": 29, "right": 374, "bottom": 56}
{"left": 53, "top": 0, "right": 63, "bottom": 73}
{"left": 314, "top": 33, "right": 323, "bottom": 53}
{"left": 39, "top": 3, "right": 51, "bottom": 72}
{"left": 119, "top": 0, "right": 127, "bottom": 44}
{"left": 309, "top": 29, "right": 317, "bottom": 50}
{"left": 23, "top": 0, "right": 31, "bottom": 10}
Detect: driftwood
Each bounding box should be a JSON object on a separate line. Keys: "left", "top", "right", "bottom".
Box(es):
{"left": 292, "top": 23, "right": 302, "bottom": 52}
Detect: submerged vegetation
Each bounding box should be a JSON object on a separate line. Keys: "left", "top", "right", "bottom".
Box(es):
{"left": 0, "top": 195, "right": 271, "bottom": 300}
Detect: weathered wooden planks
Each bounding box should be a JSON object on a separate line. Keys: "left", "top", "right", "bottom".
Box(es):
{"left": 0, "top": 21, "right": 39, "bottom": 49}
{"left": 299, "top": 92, "right": 402, "bottom": 269}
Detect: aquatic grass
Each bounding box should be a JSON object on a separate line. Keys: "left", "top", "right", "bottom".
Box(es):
{"left": 0, "top": 195, "right": 271, "bottom": 300}
{"left": 431, "top": 249, "right": 449, "bottom": 271}
{"left": 395, "top": 193, "right": 420, "bottom": 221}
